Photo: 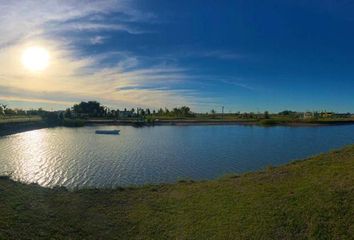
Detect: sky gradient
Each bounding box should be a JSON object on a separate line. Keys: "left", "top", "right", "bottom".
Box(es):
{"left": 0, "top": 0, "right": 353, "bottom": 113}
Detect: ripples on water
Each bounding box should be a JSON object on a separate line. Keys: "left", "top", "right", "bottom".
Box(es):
{"left": 0, "top": 125, "right": 353, "bottom": 189}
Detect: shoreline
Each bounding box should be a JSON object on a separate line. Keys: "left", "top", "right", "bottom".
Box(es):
{"left": 0, "top": 121, "right": 49, "bottom": 137}
{"left": 87, "top": 119, "right": 354, "bottom": 127}
{"left": 1, "top": 119, "right": 354, "bottom": 137}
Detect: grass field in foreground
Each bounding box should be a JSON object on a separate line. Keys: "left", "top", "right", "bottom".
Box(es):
{"left": 0, "top": 145, "right": 353, "bottom": 239}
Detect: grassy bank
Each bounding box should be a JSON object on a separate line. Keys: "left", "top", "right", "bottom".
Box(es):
{"left": 258, "top": 117, "right": 354, "bottom": 126}
{"left": 0, "top": 117, "right": 86, "bottom": 136}
{"left": 61, "top": 118, "right": 85, "bottom": 127}
{"left": 1, "top": 145, "right": 353, "bottom": 239}
{"left": 0, "top": 115, "right": 42, "bottom": 124}
{"left": 85, "top": 117, "right": 354, "bottom": 127}
{"left": 0, "top": 116, "right": 47, "bottom": 137}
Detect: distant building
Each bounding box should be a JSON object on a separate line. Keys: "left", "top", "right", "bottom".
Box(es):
{"left": 319, "top": 112, "right": 334, "bottom": 118}
{"left": 334, "top": 113, "right": 352, "bottom": 118}
{"left": 118, "top": 110, "right": 135, "bottom": 118}
{"left": 303, "top": 112, "right": 314, "bottom": 119}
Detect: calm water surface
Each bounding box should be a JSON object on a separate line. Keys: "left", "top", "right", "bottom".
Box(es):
{"left": 0, "top": 125, "right": 353, "bottom": 188}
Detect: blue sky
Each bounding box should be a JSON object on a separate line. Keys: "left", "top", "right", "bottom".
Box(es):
{"left": 0, "top": 0, "right": 353, "bottom": 112}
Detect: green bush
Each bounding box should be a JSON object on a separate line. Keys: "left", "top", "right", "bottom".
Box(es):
{"left": 62, "top": 118, "right": 85, "bottom": 127}
{"left": 259, "top": 119, "right": 280, "bottom": 125}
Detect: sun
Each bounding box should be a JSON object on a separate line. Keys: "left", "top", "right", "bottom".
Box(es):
{"left": 22, "top": 46, "right": 50, "bottom": 72}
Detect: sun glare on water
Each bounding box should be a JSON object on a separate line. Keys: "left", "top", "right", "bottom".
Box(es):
{"left": 21, "top": 46, "right": 50, "bottom": 72}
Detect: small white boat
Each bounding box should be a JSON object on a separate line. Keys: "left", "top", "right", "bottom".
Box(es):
{"left": 95, "top": 130, "right": 120, "bottom": 135}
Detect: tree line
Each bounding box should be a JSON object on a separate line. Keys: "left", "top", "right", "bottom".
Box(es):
{"left": 1, "top": 101, "right": 352, "bottom": 120}
{"left": 64, "top": 101, "right": 194, "bottom": 119}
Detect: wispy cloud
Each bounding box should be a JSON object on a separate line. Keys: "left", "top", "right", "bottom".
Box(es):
{"left": 0, "top": 36, "right": 204, "bottom": 109}
{"left": 51, "top": 22, "right": 149, "bottom": 35}
{"left": 162, "top": 49, "right": 248, "bottom": 61}
{"left": 199, "top": 50, "right": 245, "bottom": 60}
{"left": 0, "top": 0, "right": 150, "bottom": 47}
{"left": 0, "top": 1, "right": 198, "bottom": 108}
{"left": 0, "top": 0, "right": 245, "bottom": 111}
{"left": 220, "top": 79, "right": 255, "bottom": 91}
{"left": 90, "top": 36, "right": 108, "bottom": 45}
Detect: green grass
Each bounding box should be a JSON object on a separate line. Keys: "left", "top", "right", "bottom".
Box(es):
{"left": 259, "top": 117, "right": 354, "bottom": 126}
{"left": 0, "top": 115, "right": 42, "bottom": 124}
{"left": 259, "top": 118, "right": 288, "bottom": 125}
{"left": 1, "top": 145, "right": 354, "bottom": 239}
{"left": 304, "top": 118, "right": 354, "bottom": 124}
{"left": 151, "top": 116, "right": 354, "bottom": 126}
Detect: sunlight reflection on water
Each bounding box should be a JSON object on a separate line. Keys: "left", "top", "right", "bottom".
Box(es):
{"left": 0, "top": 125, "right": 353, "bottom": 189}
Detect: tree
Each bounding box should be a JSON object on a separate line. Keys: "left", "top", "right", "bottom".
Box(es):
{"left": 157, "top": 108, "right": 164, "bottom": 116}
{"left": 264, "top": 111, "right": 270, "bottom": 119}
{"left": 165, "top": 108, "right": 170, "bottom": 116}
{"left": 59, "top": 112, "right": 64, "bottom": 121}
{"left": 211, "top": 109, "right": 216, "bottom": 118}
{"left": 16, "top": 109, "right": 26, "bottom": 115}
{"left": 64, "top": 108, "right": 72, "bottom": 118}
{"left": 172, "top": 108, "right": 180, "bottom": 117}
{"left": 1, "top": 104, "right": 16, "bottom": 115}
{"left": 1, "top": 104, "right": 7, "bottom": 112}
{"left": 180, "top": 106, "right": 191, "bottom": 116}
{"left": 4, "top": 108, "right": 16, "bottom": 115}
{"left": 278, "top": 110, "right": 297, "bottom": 117}
{"left": 44, "top": 112, "right": 60, "bottom": 125}
{"left": 72, "top": 101, "right": 106, "bottom": 117}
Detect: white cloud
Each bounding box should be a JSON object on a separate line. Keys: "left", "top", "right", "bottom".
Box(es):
{"left": 0, "top": 37, "right": 203, "bottom": 110}
{"left": 0, "top": 0, "right": 148, "bottom": 47}
{"left": 0, "top": 0, "right": 213, "bottom": 111}
{"left": 90, "top": 36, "right": 107, "bottom": 45}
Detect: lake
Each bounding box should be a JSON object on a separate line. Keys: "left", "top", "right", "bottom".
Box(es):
{"left": 0, "top": 124, "right": 353, "bottom": 188}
